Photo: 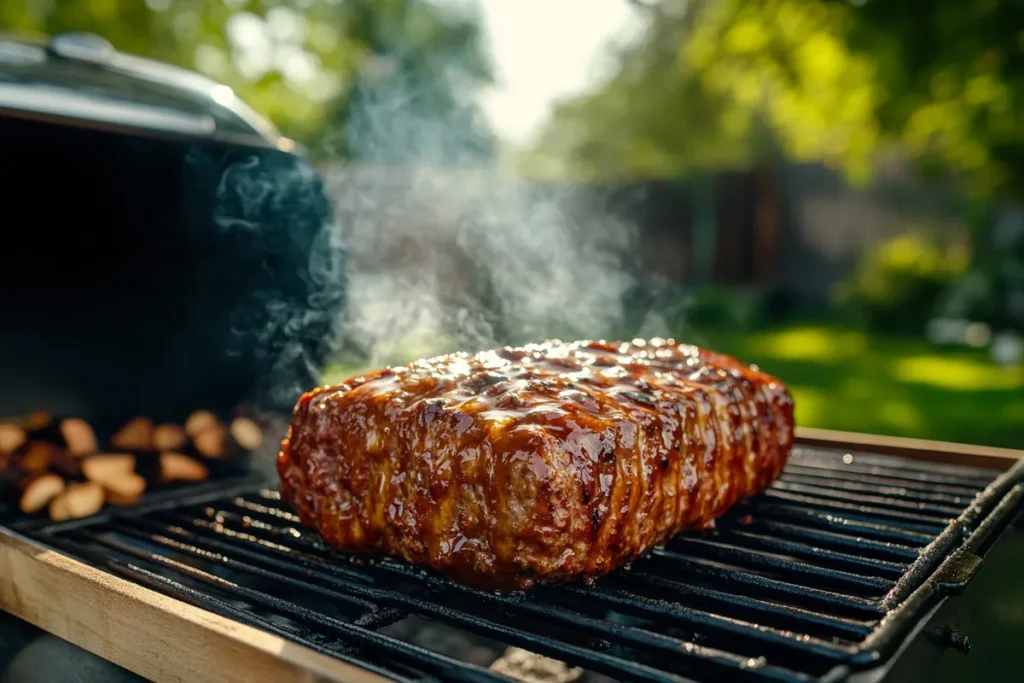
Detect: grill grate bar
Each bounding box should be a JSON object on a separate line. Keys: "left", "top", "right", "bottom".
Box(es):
{"left": 366, "top": 554, "right": 855, "bottom": 664}
{"left": 707, "top": 529, "right": 908, "bottom": 578}
{"left": 635, "top": 553, "right": 884, "bottom": 620}
{"left": 759, "top": 491, "right": 951, "bottom": 532}
{"left": 780, "top": 466, "right": 983, "bottom": 497}
{"left": 569, "top": 579, "right": 875, "bottom": 641}
{"left": 777, "top": 474, "right": 974, "bottom": 507}
{"left": 662, "top": 540, "right": 892, "bottom": 595}
{"left": 739, "top": 502, "right": 935, "bottom": 545}
{"left": 100, "top": 517, "right": 815, "bottom": 682}
{"left": 720, "top": 518, "right": 921, "bottom": 562}
{"left": 769, "top": 482, "right": 964, "bottom": 518}
{"left": 231, "top": 496, "right": 302, "bottom": 523}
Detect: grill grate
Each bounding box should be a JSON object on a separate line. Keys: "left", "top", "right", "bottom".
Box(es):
{"left": 14, "top": 447, "right": 1024, "bottom": 682}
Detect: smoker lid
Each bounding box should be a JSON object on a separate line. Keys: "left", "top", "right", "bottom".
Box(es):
{"left": 0, "top": 32, "right": 292, "bottom": 150}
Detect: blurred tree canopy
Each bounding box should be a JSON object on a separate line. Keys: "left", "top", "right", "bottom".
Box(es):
{"left": 532, "top": 0, "right": 1024, "bottom": 199}
{"left": 0, "top": 0, "right": 494, "bottom": 159}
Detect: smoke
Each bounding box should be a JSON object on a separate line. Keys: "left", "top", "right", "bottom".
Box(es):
{"left": 323, "top": 59, "right": 641, "bottom": 368}
{"left": 207, "top": 29, "right": 643, "bottom": 418}
{"left": 201, "top": 144, "right": 347, "bottom": 413}
{"left": 326, "top": 167, "right": 640, "bottom": 368}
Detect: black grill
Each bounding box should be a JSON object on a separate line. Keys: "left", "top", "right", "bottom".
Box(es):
{"left": 13, "top": 447, "right": 1024, "bottom": 682}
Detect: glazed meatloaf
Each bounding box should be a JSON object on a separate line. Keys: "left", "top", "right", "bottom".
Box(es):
{"left": 278, "top": 339, "right": 794, "bottom": 590}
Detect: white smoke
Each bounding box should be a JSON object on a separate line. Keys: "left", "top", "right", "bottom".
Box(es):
{"left": 328, "top": 166, "right": 640, "bottom": 368}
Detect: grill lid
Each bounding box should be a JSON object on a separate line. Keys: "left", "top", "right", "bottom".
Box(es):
{"left": 0, "top": 32, "right": 287, "bottom": 149}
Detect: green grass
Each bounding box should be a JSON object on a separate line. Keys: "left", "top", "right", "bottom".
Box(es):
{"left": 689, "top": 324, "right": 1023, "bottom": 449}
{"left": 323, "top": 323, "right": 1024, "bottom": 449}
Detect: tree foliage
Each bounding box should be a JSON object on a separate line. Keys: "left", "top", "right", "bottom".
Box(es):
{"left": 0, "top": 0, "right": 493, "bottom": 155}
{"left": 534, "top": 0, "right": 1024, "bottom": 198}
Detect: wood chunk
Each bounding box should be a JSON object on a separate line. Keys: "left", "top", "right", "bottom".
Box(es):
{"left": 490, "top": 647, "right": 583, "bottom": 683}
{"left": 82, "top": 454, "right": 136, "bottom": 483}
{"left": 110, "top": 417, "right": 154, "bottom": 450}
{"left": 152, "top": 424, "right": 188, "bottom": 451}
{"left": 62, "top": 482, "right": 105, "bottom": 519}
{"left": 21, "top": 442, "right": 54, "bottom": 473}
{"left": 193, "top": 426, "right": 229, "bottom": 459}
{"left": 159, "top": 452, "right": 209, "bottom": 483}
{"left": 102, "top": 473, "right": 147, "bottom": 505}
{"left": 229, "top": 417, "right": 263, "bottom": 452}
{"left": 60, "top": 418, "right": 98, "bottom": 456}
{"left": 185, "top": 410, "right": 219, "bottom": 438}
{"left": 0, "top": 424, "right": 27, "bottom": 454}
{"left": 4, "top": 411, "right": 52, "bottom": 431}
{"left": 19, "top": 474, "right": 66, "bottom": 514}
{"left": 49, "top": 493, "right": 71, "bottom": 522}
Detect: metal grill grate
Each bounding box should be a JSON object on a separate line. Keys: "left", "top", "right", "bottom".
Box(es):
{"left": 15, "top": 447, "right": 1024, "bottom": 682}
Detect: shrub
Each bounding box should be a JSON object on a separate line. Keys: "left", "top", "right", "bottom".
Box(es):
{"left": 665, "top": 285, "right": 791, "bottom": 334}
{"left": 834, "top": 233, "right": 968, "bottom": 333}
{"left": 941, "top": 211, "right": 1024, "bottom": 334}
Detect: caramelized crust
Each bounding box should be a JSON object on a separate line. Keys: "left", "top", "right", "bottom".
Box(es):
{"left": 278, "top": 339, "right": 794, "bottom": 590}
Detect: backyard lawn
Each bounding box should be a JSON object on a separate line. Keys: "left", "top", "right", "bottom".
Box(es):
{"left": 323, "top": 324, "right": 1023, "bottom": 449}
{"left": 692, "top": 325, "right": 1023, "bottom": 449}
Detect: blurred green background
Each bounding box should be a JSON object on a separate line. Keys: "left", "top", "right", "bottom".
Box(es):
{"left": 3, "top": 0, "right": 1022, "bottom": 449}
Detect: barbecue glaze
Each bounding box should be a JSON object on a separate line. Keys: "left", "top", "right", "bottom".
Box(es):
{"left": 278, "top": 339, "right": 794, "bottom": 590}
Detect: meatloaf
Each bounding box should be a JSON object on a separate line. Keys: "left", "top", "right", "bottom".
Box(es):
{"left": 278, "top": 338, "right": 794, "bottom": 590}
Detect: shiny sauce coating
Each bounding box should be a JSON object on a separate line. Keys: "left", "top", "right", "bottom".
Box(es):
{"left": 278, "top": 338, "right": 794, "bottom": 590}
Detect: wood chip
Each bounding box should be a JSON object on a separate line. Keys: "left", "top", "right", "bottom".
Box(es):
{"left": 82, "top": 453, "right": 136, "bottom": 483}
{"left": 61, "top": 481, "right": 105, "bottom": 519}
{"left": 102, "top": 472, "right": 147, "bottom": 505}
{"left": 193, "top": 426, "right": 228, "bottom": 458}
{"left": 152, "top": 424, "right": 188, "bottom": 451}
{"left": 0, "top": 424, "right": 27, "bottom": 454}
{"left": 60, "top": 418, "right": 98, "bottom": 456}
{"left": 159, "top": 452, "right": 209, "bottom": 483}
{"left": 229, "top": 417, "right": 263, "bottom": 452}
{"left": 110, "top": 417, "right": 154, "bottom": 450}
{"left": 184, "top": 410, "right": 219, "bottom": 437}
{"left": 19, "top": 474, "right": 66, "bottom": 514}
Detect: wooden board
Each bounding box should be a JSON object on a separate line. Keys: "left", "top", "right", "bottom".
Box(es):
{"left": 0, "top": 429, "right": 1019, "bottom": 682}
{"left": 0, "top": 530, "right": 389, "bottom": 683}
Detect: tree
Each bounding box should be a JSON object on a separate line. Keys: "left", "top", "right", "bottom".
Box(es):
{"left": 311, "top": 0, "right": 495, "bottom": 164}
{"left": 532, "top": 0, "right": 1024, "bottom": 199}
{"left": 526, "top": 0, "right": 768, "bottom": 181}
{"left": 0, "top": 0, "right": 494, "bottom": 154}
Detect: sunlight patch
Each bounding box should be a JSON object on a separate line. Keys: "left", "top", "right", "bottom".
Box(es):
{"left": 791, "top": 386, "right": 827, "bottom": 427}
{"left": 891, "top": 355, "right": 1024, "bottom": 391}
{"left": 758, "top": 327, "right": 867, "bottom": 363}
{"left": 879, "top": 400, "right": 925, "bottom": 431}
